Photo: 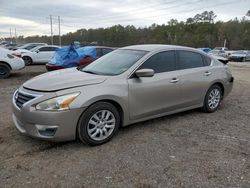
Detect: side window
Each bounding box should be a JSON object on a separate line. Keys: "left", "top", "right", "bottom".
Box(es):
{"left": 204, "top": 56, "right": 211, "bottom": 66}
{"left": 96, "top": 48, "right": 102, "bottom": 57}
{"left": 49, "top": 47, "right": 58, "bottom": 51}
{"left": 102, "top": 48, "right": 113, "bottom": 55}
{"left": 139, "top": 51, "right": 176, "bottom": 73}
{"left": 39, "top": 47, "right": 49, "bottom": 52}
{"left": 177, "top": 51, "right": 204, "bottom": 70}
{"left": 39, "top": 47, "right": 57, "bottom": 51}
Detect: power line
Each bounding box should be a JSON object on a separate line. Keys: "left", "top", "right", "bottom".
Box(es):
{"left": 80, "top": 0, "right": 240, "bottom": 26}
{"left": 60, "top": 0, "right": 201, "bottom": 28}
{"left": 62, "top": 0, "right": 179, "bottom": 22}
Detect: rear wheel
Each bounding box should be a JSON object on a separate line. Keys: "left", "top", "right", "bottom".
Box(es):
{"left": 202, "top": 85, "right": 222, "bottom": 113}
{"left": 22, "top": 56, "right": 33, "bottom": 65}
{"left": 0, "top": 63, "right": 11, "bottom": 79}
{"left": 78, "top": 102, "right": 120, "bottom": 146}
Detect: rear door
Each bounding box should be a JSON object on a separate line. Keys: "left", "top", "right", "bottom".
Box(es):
{"left": 128, "top": 50, "right": 182, "bottom": 120}
{"left": 37, "top": 47, "right": 58, "bottom": 63}
{"left": 34, "top": 46, "right": 50, "bottom": 63}
{"left": 176, "top": 50, "right": 213, "bottom": 107}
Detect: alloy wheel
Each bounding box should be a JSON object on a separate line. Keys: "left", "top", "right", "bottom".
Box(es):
{"left": 208, "top": 88, "right": 221, "bottom": 110}
{"left": 87, "top": 110, "right": 116, "bottom": 141}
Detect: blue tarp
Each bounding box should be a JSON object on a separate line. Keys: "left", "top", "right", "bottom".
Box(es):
{"left": 198, "top": 48, "right": 212, "bottom": 53}
{"left": 49, "top": 45, "right": 96, "bottom": 68}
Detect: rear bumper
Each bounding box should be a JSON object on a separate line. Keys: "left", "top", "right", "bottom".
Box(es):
{"left": 223, "top": 77, "right": 234, "bottom": 98}
{"left": 10, "top": 58, "right": 25, "bottom": 70}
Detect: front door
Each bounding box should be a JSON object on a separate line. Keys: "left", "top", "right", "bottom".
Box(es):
{"left": 128, "top": 50, "right": 182, "bottom": 120}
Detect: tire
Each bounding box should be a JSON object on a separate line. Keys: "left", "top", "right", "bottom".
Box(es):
{"left": 22, "top": 56, "right": 33, "bottom": 65}
{"left": 78, "top": 102, "right": 120, "bottom": 146}
{"left": 202, "top": 85, "right": 222, "bottom": 113}
{"left": 0, "top": 63, "right": 11, "bottom": 79}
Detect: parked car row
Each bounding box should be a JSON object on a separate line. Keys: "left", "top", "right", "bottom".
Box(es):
{"left": 1, "top": 40, "right": 249, "bottom": 79}
{"left": 0, "top": 47, "right": 25, "bottom": 78}
{"left": 199, "top": 47, "right": 250, "bottom": 63}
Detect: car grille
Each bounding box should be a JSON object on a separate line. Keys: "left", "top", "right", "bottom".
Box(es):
{"left": 15, "top": 91, "right": 36, "bottom": 108}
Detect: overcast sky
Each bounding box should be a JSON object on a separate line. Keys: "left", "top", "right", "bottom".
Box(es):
{"left": 0, "top": 0, "right": 249, "bottom": 38}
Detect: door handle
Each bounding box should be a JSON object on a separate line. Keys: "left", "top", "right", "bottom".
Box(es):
{"left": 204, "top": 71, "right": 211, "bottom": 76}
{"left": 170, "top": 78, "right": 179, "bottom": 83}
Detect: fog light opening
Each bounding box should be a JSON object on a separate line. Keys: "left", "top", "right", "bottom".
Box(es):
{"left": 36, "top": 125, "right": 58, "bottom": 137}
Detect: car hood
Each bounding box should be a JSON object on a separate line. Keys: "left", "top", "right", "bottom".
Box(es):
{"left": 23, "top": 68, "right": 107, "bottom": 92}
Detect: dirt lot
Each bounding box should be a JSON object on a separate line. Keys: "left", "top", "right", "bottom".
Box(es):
{"left": 0, "top": 62, "right": 250, "bottom": 188}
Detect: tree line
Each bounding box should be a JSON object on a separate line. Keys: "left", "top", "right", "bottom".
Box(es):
{"left": 7, "top": 11, "right": 250, "bottom": 50}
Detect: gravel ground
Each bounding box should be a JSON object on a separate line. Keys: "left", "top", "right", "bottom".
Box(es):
{"left": 0, "top": 62, "right": 250, "bottom": 188}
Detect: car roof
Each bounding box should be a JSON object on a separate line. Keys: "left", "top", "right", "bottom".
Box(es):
{"left": 87, "top": 46, "right": 116, "bottom": 49}
{"left": 120, "top": 44, "right": 198, "bottom": 52}
{"left": 38, "top": 45, "right": 60, "bottom": 48}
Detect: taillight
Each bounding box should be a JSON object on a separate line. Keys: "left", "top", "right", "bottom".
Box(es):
{"left": 12, "top": 53, "right": 21, "bottom": 58}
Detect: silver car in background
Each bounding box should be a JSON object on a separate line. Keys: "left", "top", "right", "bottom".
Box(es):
{"left": 12, "top": 45, "right": 234, "bottom": 145}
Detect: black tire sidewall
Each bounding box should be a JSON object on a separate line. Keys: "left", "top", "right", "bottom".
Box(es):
{"left": 78, "top": 102, "right": 120, "bottom": 146}
{"left": 23, "top": 56, "right": 32, "bottom": 65}
{"left": 0, "top": 64, "right": 10, "bottom": 79}
{"left": 203, "top": 85, "right": 222, "bottom": 113}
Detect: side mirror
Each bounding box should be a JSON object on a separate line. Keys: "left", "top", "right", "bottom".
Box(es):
{"left": 135, "top": 69, "right": 154, "bottom": 78}
{"left": 35, "top": 50, "right": 39, "bottom": 53}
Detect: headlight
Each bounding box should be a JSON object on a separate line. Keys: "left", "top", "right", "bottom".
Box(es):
{"left": 36, "top": 92, "right": 80, "bottom": 111}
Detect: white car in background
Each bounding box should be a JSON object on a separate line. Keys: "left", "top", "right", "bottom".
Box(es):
{"left": 21, "top": 45, "right": 60, "bottom": 65}
{"left": 0, "top": 47, "right": 25, "bottom": 78}
{"left": 13, "top": 43, "right": 47, "bottom": 51}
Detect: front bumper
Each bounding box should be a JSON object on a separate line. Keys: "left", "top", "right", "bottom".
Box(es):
{"left": 12, "top": 89, "right": 85, "bottom": 141}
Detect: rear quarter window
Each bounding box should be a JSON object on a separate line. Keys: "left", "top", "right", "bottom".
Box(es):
{"left": 204, "top": 56, "right": 212, "bottom": 66}
{"left": 177, "top": 50, "right": 205, "bottom": 70}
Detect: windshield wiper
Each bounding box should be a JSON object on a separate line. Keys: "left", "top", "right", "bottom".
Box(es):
{"left": 82, "top": 70, "right": 98, "bottom": 75}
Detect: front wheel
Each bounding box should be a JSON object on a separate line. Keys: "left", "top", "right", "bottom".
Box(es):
{"left": 202, "top": 85, "right": 222, "bottom": 113}
{"left": 77, "top": 102, "right": 120, "bottom": 146}
{"left": 0, "top": 63, "right": 11, "bottom": 79}
{"left": 22, "top": 56, "right": 33, "bottom": 65}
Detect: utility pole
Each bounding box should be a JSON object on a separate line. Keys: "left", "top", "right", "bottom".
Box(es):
{"left": 58, "top": 16, "right": 61, "bottom": 46}
{"left": 9, "top": 28, "right": 12, "bottom": 43}
{"left": 223, "top": 39, "right": 227, "bottom": 48}
{"left": 14, "top": 28, "right": 17, "bottom": 43}
{"left": 50, "top": 15, "right": 53, "bottom": 45}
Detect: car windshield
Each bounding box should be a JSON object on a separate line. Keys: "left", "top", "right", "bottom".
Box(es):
{"left": 25, "top": 45, "right": 37, "bottom": 50}
{"left": 30, "top": 46, "right": 41, "bottom": 52}
{"left": 80, "top": 49, "right": 148, "bottom": 76}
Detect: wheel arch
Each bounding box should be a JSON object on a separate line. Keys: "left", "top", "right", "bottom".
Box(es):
{"left": 75, "top": 99, "right": 125, "bottom": 141}
{"left": 0, "top": 61, "right": 12, "bottom": 70}
{"left": 83, "top": 99, "right": 124, "bottom": 127}
{"left": 211, "top": 82, "right": 224, "bottom": 97}
{"left": 22, "top": 55, "right": 33, "bottom": 63}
